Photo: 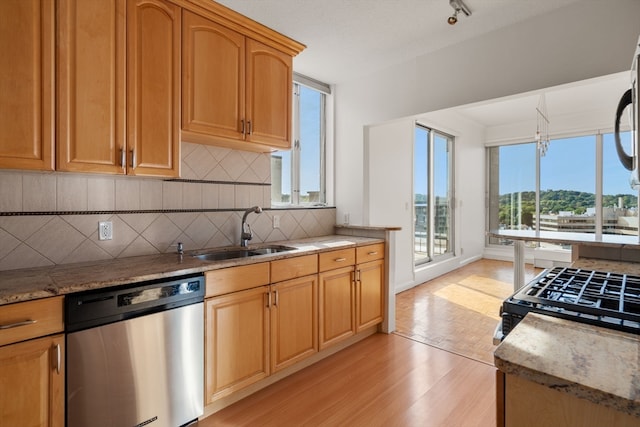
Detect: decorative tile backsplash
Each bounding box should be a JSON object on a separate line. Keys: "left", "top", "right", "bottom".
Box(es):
{"left": 0, "top": 142, "right": 336, "bottom": 271}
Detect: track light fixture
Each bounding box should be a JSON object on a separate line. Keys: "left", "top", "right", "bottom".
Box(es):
{"left": 448, "top": 0, "right": 471, "bottom": 25}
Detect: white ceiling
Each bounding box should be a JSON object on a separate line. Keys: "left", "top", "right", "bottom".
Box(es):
{"left": 216, "top": 0, "right": 630, "bottom": 128}
{"left": 216, "top": 0, "right": 583, "bottom": 85}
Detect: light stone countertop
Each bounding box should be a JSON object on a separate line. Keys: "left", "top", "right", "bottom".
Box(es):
{"left": 0, "top": 235, "right": 383, "bottom": 306}
{"left": 572, "top": 258, "right": 640, "bottom": 275}
{"left": 494, "top": 312, "right": 640, "bottom": 418}
{"left": 489, "top": 229, "right": 640, "bottom": 248}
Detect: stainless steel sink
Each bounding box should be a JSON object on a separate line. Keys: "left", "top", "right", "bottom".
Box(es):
{"left": 191, "top": 245, "right": 296, "bottom": 262}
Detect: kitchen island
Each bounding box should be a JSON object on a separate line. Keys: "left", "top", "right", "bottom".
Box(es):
{"left": 495, "top": 312, "right": 640, "bottom": 426}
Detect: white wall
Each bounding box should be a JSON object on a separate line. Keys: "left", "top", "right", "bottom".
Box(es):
{"left": 363, "top": 110, "right": 486, "bottom": 292}
{"left": 335, "top": 0, "right": 640, "bottom": 291}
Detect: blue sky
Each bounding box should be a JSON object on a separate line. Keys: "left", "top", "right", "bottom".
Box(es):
{"left": 499, "top": 132, "right": 636, "bottom": 196}
{"left": 414, "top": 128, "right": 450, "bottom": 197}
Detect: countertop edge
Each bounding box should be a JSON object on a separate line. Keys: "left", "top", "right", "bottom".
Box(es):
{"left": 494, "top": 313, "right": 640, "bottom": 418}
{"left": 0, "top": 235, "right": 384, "bottom": 305}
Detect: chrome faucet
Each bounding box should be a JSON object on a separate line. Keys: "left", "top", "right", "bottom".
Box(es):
{"left": 240, "top": 206, "right": 262, "bottom": 247}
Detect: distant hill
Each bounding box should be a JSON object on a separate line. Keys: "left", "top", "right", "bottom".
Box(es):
{"left": 498, "top": 190, "right": 637, "bottom": 227}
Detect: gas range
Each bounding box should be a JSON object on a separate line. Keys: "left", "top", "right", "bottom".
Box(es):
{"left": 499, "top": 267, "right": 640, "bottom": 339}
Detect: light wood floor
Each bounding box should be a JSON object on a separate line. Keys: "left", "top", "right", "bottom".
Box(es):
{"left": 395, "top": 259, "right": 541, "bottom": 365}
{"left": 199, "top": 259, "right": 538, "bottom": 426}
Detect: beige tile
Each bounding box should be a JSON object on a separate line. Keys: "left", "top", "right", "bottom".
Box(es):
{"left": 219, "top": 185, "right": 235, "bottom": 209}
{"left": 162, "top": 181, "right": 183, "bottom": 209}
{"left": 183, "top": 144, "right": 216, "bottom": 180}
{"left": 235, "top": 185, "right": 250, "bottom": 208}
{"left": 57, "top": 175, "right": 88, "bottom": 211}
{"left": 202, "top": 184, "right": 219, "bottom": 209}
{"left": 0, "top": 243, "right": 54, "bottom": 271}
{"left": 219, "top": 150, "right": 249, "bottom": 181}
{"left": 184, "top": 214, "right": 216, "bottom": 248}
{"left": 119, "top": 213, "right": 159, "bottom": 234}
{"left": 204, "top": 166, "right": 232, "bottom": 182}
{"left": 166, "top": 212, "right": 198, "bottom": 230}
{"left": 61, "top": 214, "right": 112, "bottom": 237}
{"left": 0, "top": 228, "right": 21, "bottom": 260}
{"left": 23, "top": 173, "right": 56, "bottom": 211}
{"left": 0, "top": 216, "right": 53, "bottom": 241}
{"left": 24, "top": 216, "right": 85, "bottom": 264}
{"left": 141, "top": 215, "right": 182, "bottom": 252}
{"left": 140, "top": 180, "right": 163, "bottom": 210}
{"left": 87, "top": 177, "right": 115, "bottom": 211}
{"left": 263, "top": 185, "right": 272, "bottom": 208}
{"left": 183, "top": 182, "right": 202, "bottom": 209}
{"left": 203, "top": 230, "right": 234, "bottom": 249}
{"left": 62, "top": 240, "right": 112, "bottom": 264}
{"left": 249, "top": 185, "right": 266, "bottom": 208}
{"left": 0, "top": 171, "right": 23, "bottom": 212}
{"left": 115, "top": 179, "right": 141, "bottom": 210}
{"left": 118, "top": 235, "right": 159, "bottom": 258}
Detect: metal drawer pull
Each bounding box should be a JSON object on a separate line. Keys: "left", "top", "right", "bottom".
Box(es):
{"left": 334, "top": 257, "right": 347, "bottom": 262}
{"left": 0, "top": 319, "right": 37, "bottom": 330}
{"left": 274, "top": 290, "right": 279, "bottom": 307}
{"left": 367, "top": 251, "right": 378, "bottom": 255}
{"left": 55, "top": 343, "right": 61, "bottom": 375}
{"left": 120, "top": 148, "right": 126, "bottom": 169}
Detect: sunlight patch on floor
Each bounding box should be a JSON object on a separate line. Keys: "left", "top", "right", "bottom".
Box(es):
{"left": 433, "top": 283, "right": 503, "bottom": 320}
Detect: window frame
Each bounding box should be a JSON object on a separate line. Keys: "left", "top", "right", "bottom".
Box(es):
{"left": 271, "top": 74, "right": 330, "bottom": 207}
{"left": 414, "top": 122, "right": 456, "bottom": 267}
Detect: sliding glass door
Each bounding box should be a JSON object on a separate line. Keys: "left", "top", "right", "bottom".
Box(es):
{"left": 414, "top": 124, "right": 454, "bottom": 266}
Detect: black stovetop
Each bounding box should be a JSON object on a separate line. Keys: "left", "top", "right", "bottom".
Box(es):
{"left": 501, "top": 267, "right": 640, "bottom": 336}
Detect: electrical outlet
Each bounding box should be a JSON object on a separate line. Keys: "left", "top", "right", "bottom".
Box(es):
{"left": 273, "top": 215, "right": 280, "bottom": 229}
{"left": 98, "top": 221, "right": 113, "bottom": 241}
{"left": 343, "top": 212, "right": 350, "bottom": 225}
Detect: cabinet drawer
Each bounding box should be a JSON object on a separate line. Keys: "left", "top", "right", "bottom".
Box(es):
{"left": 205, "top": 263, "right": 270, "bottom": 298}
{"left": 271, "top": 254, "right": 318, "bottom": 283}
{"left": 356, "top": 243, "right": 384, "bottom": 263}
{"left": 0, "top": 296, "right": 64, "bottom": 347}
{"left": 319, "top": 248, "right": 355, "bottom": 272}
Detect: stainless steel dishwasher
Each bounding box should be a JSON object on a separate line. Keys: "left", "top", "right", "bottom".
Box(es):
{"left": 65, "top": 274, "right": 205, "bottom": 427}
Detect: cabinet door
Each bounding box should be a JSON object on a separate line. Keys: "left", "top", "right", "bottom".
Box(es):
{"left": 0, "top": 334, "right": 64, "bottom": 427}
{"left": 57, "top": 0, "right": 126, "bottom": 173}
{"left": 182, "top": 11, "right": 245, "bottom": 142}
{"left": 271, "top": 275, "right": 317, "bottom": 373}
{"left": 356, "top": 259, "right": 384, "bottom": 331}
{"left": 127, "top": 0, "right": 180, "bottom": 177}
{"left": 0, "top": 0, "right": 54, "bottom": 171}
{"left": 245, "top": 39, "right": 292, "bottom": 149}
{"left": 318, "top": 266, "right": 355, "bottom": 350}
{"left": 205, "top": 287, "right": 269, "bottom": 403}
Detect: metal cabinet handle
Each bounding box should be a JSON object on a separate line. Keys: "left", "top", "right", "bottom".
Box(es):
{"left": 247, "top": 121, "right": 252, "bottom": 135}
{"left": 55, "top": 343, "right": 61, "bottom": 375}
{"left": 274, "top": 290, "right": 279, "bottom": 307}
{"left": 0, "top": 319, "right": 36, "bottom": 330}
{"left": 368, "top": 251, "right": 378, "bottom": 256}
{"left": 334, "top": 257, "right": 346, "bottom": 262}
{"left": 130, "top": 148, "right": 136, "bottom": 168}
{"left": 241, "top": 119, "right": 245, "bottom": 135}
{"left": 266, "top": 291, "right": 271, "bottom": 307}
{"left": 120, "top": 148, "right": 126, "bottom": 170}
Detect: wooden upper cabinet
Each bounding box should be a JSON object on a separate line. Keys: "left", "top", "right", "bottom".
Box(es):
{"left": 57, "top": 0, "right": 126, "bottom": 173}
{"left": 181, "top": 8, "right": 300, "bottom": 152}
{"left": 0, "top": 0, "right": 54, "bottom": 171}
{"left": 127, "top": 0, "right": 180, "bottom": 177}
{"left": 245, "top": 39, "right": 292, "bottom": 149}
{"left": 182, "top": 10, "right": 245, "bottom": 142}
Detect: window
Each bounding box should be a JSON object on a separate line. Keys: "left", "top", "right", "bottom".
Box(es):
{"left": 487, "top": 131, "right": 638, "bottom": 245}
{"left": 414, "top": 124, "right": 454, "bottom": 266}
{"left": 271, "top": 77, "right": 329, "bottom": 206}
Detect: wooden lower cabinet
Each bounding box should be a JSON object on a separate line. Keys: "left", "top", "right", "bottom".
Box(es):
{"left": 356, "top": 258, "right": 384, "bottom": 332}
{"left": 270, "top": 275, "right": 318, "bottom": 373}
{"left": 0, "top": 334, "right": 65, "bottom": 427}
{"left": 205, "top": 286, "right": 269, "bottom": 403}
{"left": 499, "top": 372, "right": 640, "bottom": 427}
{"left": 318, "top": 265, "right": 356, "bottom": 350}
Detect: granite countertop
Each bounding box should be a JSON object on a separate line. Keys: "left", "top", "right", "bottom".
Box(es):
{"left": 488, "top": 229, "right": 640, "bottom": 248}
{"left": 0, "top": 235, "right": 383, "bottom": 306}
{"left": 572, "top": 258, "right": 640, "bottom": 275}
{"left": 494, "top": 312, "right": 640, "bottom": 418}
